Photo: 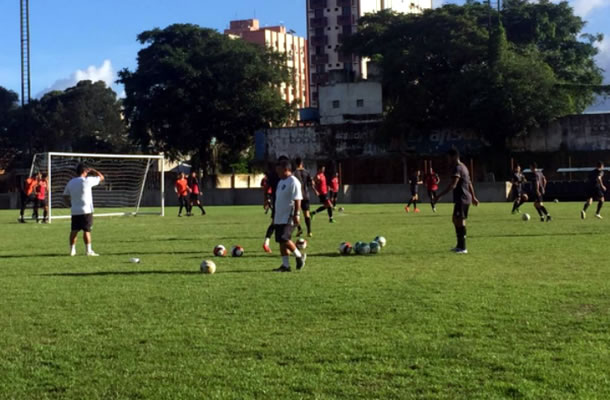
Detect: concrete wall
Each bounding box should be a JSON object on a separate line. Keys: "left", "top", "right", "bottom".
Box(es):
{"left": 319, "top": 82, "right": 383, "bottom": 125}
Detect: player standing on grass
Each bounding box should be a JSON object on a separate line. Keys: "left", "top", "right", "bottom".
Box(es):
{"left": 311, "top": 165, "right": 334, "bottom": 223}
{"left": 405, "top": 169, "right": 422, "bottom": 213}
{"left": 330, "top": 172, "right": 340, "bottom": 209}
{"left": 293, "top": 157, "right": 315, "bottom": 237}
{"left": 175, "top": 173, "right": 191, "bottom": 217}
{"left": 425, "top": 168, "right": 440, "bottom": 212}
{"left": 62, "top": 164, "right": 104, "bottom": 256}
{"left": 530, "top": 163, "right": 552, "bottom": 222}
{"left": 511, "top": 165, "right": 527, "bottom": 214}
{"left": 34, "top": 173, "right": 49, "bottom": 223}
{"left": 581, "top": 161, "right": 606, "bottom": 220}
{"left": 272, "top": 159, "right": 306, "bottom": 272}
{"left": 436, "top": 149, "right": 479, "bottom": 254}
{"left": 18, "top": 172, "right": 40, "bottom": 223}
{"left": 262, "top": 156, "right": 288, "bottom": 253}
{"left": 188, "top": 171, "right": 206, "bottom": 216}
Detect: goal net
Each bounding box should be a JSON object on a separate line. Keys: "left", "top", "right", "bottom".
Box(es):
{"left": 30, "top": 152, "right": 165, "bottom": 221}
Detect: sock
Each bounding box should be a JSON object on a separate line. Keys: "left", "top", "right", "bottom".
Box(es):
{"left": 265, "top": 224, "right": 274, "bottom": 240}
{"left": 70, "top": 245, "right": 76, "bottom": 254}
{"left": 43, "top": 210, "right": 48, "bottom": 219}
{"left": 540, "top": 206, "right": 549, "bottom": 216}
{"left": 293, "top": 249, "right": 303, "bottom": 258}
{"left": 407, "top": 200, "right": 412, "bottom": 207}
{"left": 456, "top": 226, "right": 466, "bottom": 250}
{"left": 264, "top": 237, "right": 270, "bottom": 246}
{"left": 178, "top": 205, "right": 183, "bottom": 215}
{"left": 413, "top": 200, "right": 418, "bottom": 210}
{"left": 536, "top": 207, "right": 544, "bottom": 217}
{"left": 327, "top": 207, "right": 333, "bottom": 219}
{"left": 512, "top": 202, "right": 519, "bottom": 212}
{"left": 431, "top": 201, "right": 435, "bottom": 210}
{"left": 584, "top": 202, "right": 590, "bottom": 212}
{"left": 198, "top": 204, "right": 205, "bottom": 214}
{"left": 282, "top": 255, "right": 290, "bottom": 267}
{"left": 315, "top": 206, "right": 326, "bottom": 214}
{"left": 596, "top": 201, "right": 603, "bottom": 215}
{"left": 86, "top": 243, "right": 93, "bottom": 253}
{"left": 305, "top": 216, "right": 312, "bottom": 234}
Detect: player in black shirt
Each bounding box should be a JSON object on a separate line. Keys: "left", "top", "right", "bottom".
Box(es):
{"left": 405, "top": 169, "right": 423, "bottom": 213}
{"left": 436, "top": 148, "right": 479, "bottom": 254}
{"left": 510, "top": 165, "right": 527, "bottom": 214}
{"left": 530, "top": 163, "right": 551, "bottom": 222}
{"left": 581, "top": 161, "right": 606, "bottom": 220}
{"left": 293, "top": 157, "right": 315, "bottom": 237}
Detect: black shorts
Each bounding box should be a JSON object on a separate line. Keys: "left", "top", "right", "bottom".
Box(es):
{"left": 21, "top": 192, "right": 36, "bottom": 205}
{"left": 512, "top": 187, "right": 522, "bottom": 201}
{"left": 36, "top": 198, "right": 47, "bottom": 208}
{"left": 301, "top": 199, "right": 310, "bottom": 211}
{"left": 189, "top": 193, "right": 199, "bottom": 201}
{"left": 318, "top": 194, "right": 329, "bottom": 204}
{"left": 71, "top": 214, "right": 93, "bottom": 232}
{"left": 588, "top": 187, "right": 605, "bottom": 201}
{"left": 274, "top": 224, "right": 295, "bottom": 243}
{"left": 453, "top": 203, "right": 470, "bottom": 219}
{"left": 532, "top": 192, "right": 544, "bottom": 203}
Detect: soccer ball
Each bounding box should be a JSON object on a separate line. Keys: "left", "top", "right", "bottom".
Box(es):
{"left": 369, "top": 241, "right": 380, "bottom": 254}
{"left": 129, "top": 257, "right": 140, "bottom": 264}
{"left": 522, "top": 213, "right": 531, "bottom": 221}
{"left": 355, "top": 242, "right": 371, "bottom": 255}
{"left": 200, "top": 260, "right": 216, "bottom": 274}
{"left": 339, "top": 242, "right": 353, "bottom": 255}
{"left": 213, "top": 245, "right": 227, "bottom": 257}
{"left": 374, "top": 236, "right": 387, "bottom": 248}
{"left": 231, "top": 246, "right": 244, "bottom": 257}
{"left": 338, "top": 207, "right": 345, "bottom": 212}
{"left": 554, "top": 199, "right": 559, "bottom": 203}
{"left": 296, "top": 238, "right": 308, "bottom": 250}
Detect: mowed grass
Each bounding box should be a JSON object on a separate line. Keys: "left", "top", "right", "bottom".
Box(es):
{"left": 0, "top": 203, "right": 609, "bottom": 400}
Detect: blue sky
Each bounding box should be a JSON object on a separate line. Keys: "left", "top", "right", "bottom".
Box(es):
{"left": 0, "top": 0, "right": 608, "bottom": 109}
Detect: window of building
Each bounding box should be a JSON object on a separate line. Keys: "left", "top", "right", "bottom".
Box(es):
{"left": 316, "top": 46, "right": 323, "bottom": 55}
{"left": 315, "top": 27, "right": 324, "bottom": 36}
{"left": 356, "top": 99, "right": 364, "bottom": 107}
{"left": 314, "top": 8, "right": 324, "bottom": 17}
{"left": 332, "top": 100, "right": 340, "bottom": 109}
{"left": 343, "top": 25, "right": 351, "bottom": 35}
{"left": 316, "top": 64, "right": 326, "bottom": 73}
{"left": 342, "top": 7, "right": 351, "bottom": 16}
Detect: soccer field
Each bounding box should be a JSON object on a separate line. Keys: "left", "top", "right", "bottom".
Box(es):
{"left": 1, "top": 203, "right": 609, "bottom": 399}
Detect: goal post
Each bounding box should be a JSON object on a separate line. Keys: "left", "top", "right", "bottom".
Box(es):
{"left": 30, "top": 152, "right": 165, "bottom": 222}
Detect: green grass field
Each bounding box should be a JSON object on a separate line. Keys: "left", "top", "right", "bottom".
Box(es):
{"left": 1, "top": 203, "right": 609, "bottom": 399}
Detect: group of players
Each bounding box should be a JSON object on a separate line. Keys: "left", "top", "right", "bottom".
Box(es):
{"left": 174, "top": 171, "right": 207, "bottom": 217}
{"left": 18, "top": 171, "right": 49, "bottom": 224}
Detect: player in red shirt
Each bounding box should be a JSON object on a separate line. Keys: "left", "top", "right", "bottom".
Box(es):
{"left": 34, "top": 173, "right": 49, "bottom": 223}
{"left": 19, "top": 172, "right": 40, "bottom": 223}
{"left": 425, "top": 168, "right": 441, "bottom": 212}
{"left": 188, "top": 171, "right": 206, "bottom": 216}
{"left": 311, "top": 165, "right": 334, "bottom": 223}
{"left": 174, "top": 173, "right": 191, "bottom": 217}
{"left": 330, "top": 172, "right": 340, "bottom": 209}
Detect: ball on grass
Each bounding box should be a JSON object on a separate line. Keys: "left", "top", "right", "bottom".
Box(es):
{"left": 214, "top": 245, "right": 227, "bottom": 257}
{"left": 522, "top": 213, "right": 531, "bottom": 221}
{"left": 129, "top": 257, "right": 140, "bottom": 264}
{"left": 231, "top": 246, "right": 244, "bottom": 257}
{"left": 296, "top": 238, "right": 307, "bottom": 250}
{"left": 374, "top": 236, "right": 387, "bottom": 248}
{"left": 339, "top": 242, "right": 353, "bottom": 255}
{"left": 200, "top": 260, "right": 216, "bottom": 274}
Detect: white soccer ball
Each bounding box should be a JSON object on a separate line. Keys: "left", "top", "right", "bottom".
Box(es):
{"left": 231, "top": 246, "right": 244, "bottom": 257}
{"left": 374, "top": 236, "right": 387, "bottom": 248}
{"left": 554, "top": 199, "right": 559, "bottom": 203}
{"left": 129, "top": 257, "right": 140, "bottom": 264}
{"left": 213, "top": 245, "right": 227, "bottom": 257}
{"left": 522, "top": 213, "right": 531, "bottom": 221}
{"left": 339, "top": 242, "right": 353, "bottom": 255}
{"left": 338, "top": 207, "right": 345, "bottom": 212}
{"left": 200, "top": 260, "right": 216, "bottom": 274}
{"left": 296, "top": 238, "right": 307, "bottom": 250}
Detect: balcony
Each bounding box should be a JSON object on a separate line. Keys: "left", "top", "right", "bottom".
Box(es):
{"left": 336, "top": 0, "right": 352, "bottom": 6}
{"left": 309, "top": 17, "right": 328, "bottom": 28}
{"left": 337, "top": 15, "right": 353, "bottom": 26}
{"left": 310, "top": 0, "right": 327, "bottom": 8}
{"left": 311, "top": 54, "right": 329, "bottom": 64}
{"left": 310, "top": 35, "right": 329, "bottom": 46}
{"left": 312, "top": 73, "right": 329, "bottom": 85}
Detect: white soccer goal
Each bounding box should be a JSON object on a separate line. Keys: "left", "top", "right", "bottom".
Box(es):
{"left": 29, "top": 152, "right": 165, "bottom": 222}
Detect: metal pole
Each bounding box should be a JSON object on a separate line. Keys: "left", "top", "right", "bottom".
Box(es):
{"left": 47, "top": 152, "right": 52, "bottom": 223}
{"left": 160, "top": 154, "right": 165, "bottom": 217}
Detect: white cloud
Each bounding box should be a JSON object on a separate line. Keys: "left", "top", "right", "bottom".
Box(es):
{"left": 37, "top": 59, "right": 114, "bottom": 98}
{"left": 597, "top": 36, "right": 610, "bottom": 83}
{"left": 571, "top": 0, "right": 610, "bottom": 18}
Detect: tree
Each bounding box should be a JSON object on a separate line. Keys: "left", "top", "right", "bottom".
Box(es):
{"left": 118, "top": 24, "right": 295, "bottom": 171}
{"left": 342, "top": 1, "right": 605, "bottom": 147}
{"left": 0, "top": 87, "right": 19, "bottom": 149}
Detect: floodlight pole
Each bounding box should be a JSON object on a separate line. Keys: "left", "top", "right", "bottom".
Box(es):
{"left": 20, "top": 0, "right": 31, "bottom": 106}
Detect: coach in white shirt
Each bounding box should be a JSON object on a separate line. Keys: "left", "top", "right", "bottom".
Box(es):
{"left": 63, "top": 163, "right": 105, "bottom": 256}
{"left": 272, "top": 159, "right": 306, "bottom": 272}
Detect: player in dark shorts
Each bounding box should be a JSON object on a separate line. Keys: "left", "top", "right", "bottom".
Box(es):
{"left": 530, "top": 163, "right": 551, "bottom": 222}
{"left": 188, "top": 171, "right": 206, "bottom": 216}
{"left": 19, "top": 172, "right": 40, "bottom": 223}
{"left": 330, "top": 172, "right": 340, "bottom": 209}
{"left": 510, "top": 165, "right": 527, "bottom": 214}
{"left": 293, "top": 157, "right": 315, "bottom": 237}
{"left": 581, "top": 161, "right": 606, "bottom": 220}
{"left": 436, "top": 148, "right": 479, "bottom": 254}
{"left": 34, "top": 173, "right": 49, "bottom": 223}
{"left": 262, "top": 156, "right": 288, "bottom": 253}
{"left": 174, "top": 172, "right": 191, "bottom": 217}
{"left": 311, "top": 165, "right": 334, "bottom": 223}
{"left": 425, "top": 168, "right": 440, "bottom": 212}
{"left": 405, "top": 169, "right": 423, "bottom": 213}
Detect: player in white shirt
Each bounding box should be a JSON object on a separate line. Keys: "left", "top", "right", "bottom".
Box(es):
{"left": 62, "top": 163, "right": 105, "bottom": 256}
{"left": 272, "top": 159, "right": 306, "bottom": 272}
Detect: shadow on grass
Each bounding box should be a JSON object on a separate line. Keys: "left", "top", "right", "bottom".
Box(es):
{"left": 41, "top": 269, "right": 269, "bottom": 277}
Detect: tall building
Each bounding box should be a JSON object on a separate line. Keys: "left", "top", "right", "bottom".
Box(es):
{"left": 306, "top": 0, "right": 432, "bottom": 107}
{"left": 225, "top": 19, "right": 309, "bottom": 109}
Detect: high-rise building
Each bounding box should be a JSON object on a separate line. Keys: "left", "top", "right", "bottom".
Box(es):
{"left": 225, "top": 19, "right": 309, "bottom": 109}
{"left": 306, "top": 0, "right": 432, "bottom": 107}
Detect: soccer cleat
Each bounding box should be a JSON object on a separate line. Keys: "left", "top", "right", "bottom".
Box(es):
{"left": 414, "top": 208, "right": 421, "bottom": 213}
{"left": 263, "top": 243, "right": 272, "bottom": 254}
{"left": 308, "top": 232, "right": 313, "bottom": 238}
{"left": 455, "top": 249, "right": 469, "bottom": 254}
{"left": 433, "top": 207, "right": 437, "bottom": 213}
{"left": 596, "top": 214, "right": 603, "bottom": 219}
{"left": 18, "top": 218, "right": 26, "bottom": 223}
{"left": 581, "top": 210, "right": 586, "bottom": 220}
{"left": 70, "top": 252, "right": 76, "bottom": 257}
{"left": 86, "top": 252, "right": 100, "bottom": 257}
{"left": 546, "top": 215, "right": 552, "bottom": 222}
{"left": 404, "top": 206, "right": 410, "bottom": 213}
{"left": 273, "top": 265, "right": 291, "bottom": 272}
{"left": 296, "top": 254, "right": 307, "bottom": 270}
{"left": 540, "top": 217, "right": 545, "bottom": 222}
{"left": 329, "top": 218, "right": 335, "bottom": 223}
{"left": 178, "top": 214, "right": 182, "bottom": 217}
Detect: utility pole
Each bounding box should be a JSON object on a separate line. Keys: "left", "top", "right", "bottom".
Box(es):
{"left": 20, "top": 0, "right": 31, "bottom": 106}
